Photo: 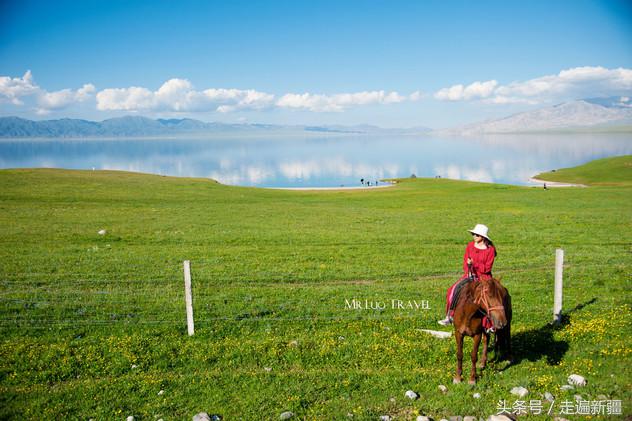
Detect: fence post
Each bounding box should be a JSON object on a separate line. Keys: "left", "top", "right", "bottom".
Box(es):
{"left": 184, "top": 260, "right": 195, "bottom": 336}
{"left": 553, "top": 249, "right": 564, "bottom": 325}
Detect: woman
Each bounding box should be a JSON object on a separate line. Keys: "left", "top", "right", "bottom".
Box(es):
{"left": 438, "top": 224, "right": 497, "bottom": 326}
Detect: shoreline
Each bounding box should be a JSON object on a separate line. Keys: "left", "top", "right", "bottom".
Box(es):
{"left": 264, "top": 183, "right": 396, "bottom": 191}
{"left": 528, "top": 177, "right": 587, "bottom": 188}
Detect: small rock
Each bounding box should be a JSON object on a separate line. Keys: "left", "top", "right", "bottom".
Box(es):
{"left": 553, "top": 418, "right": 570, "bottom": 421}
{"left": 544, "top": 392, "right": 555, "bottom": 402}
{"left": 193, "top": 413, "right": 211, "bottom": 421}
{"left": 567, "top": 374, "right": 586, "bottom": 386}
{"left": 473, "top": 392, "right": 481, "bottom": 399}
{"left": 416, "top": 416, "right": 431, "bottom": 421}
{"left": 405, "top": 390, "right": 419, "bottom": 400}
{"left": 488, "top": 415, "right": 514, "bottom": 421}
{"left": 264, "top": 367, "right": 272, "bottom": 372}
{"left": 126, "top": 417, "right": 134, "bottom": 421}
{"left": 510, "top": 386, "right": 528, "bottom": 397}
{"left": 418, "top": 329, "right": 452, "bottom": 339}
{"left": 98, "top": 229, "right": 107, "bottom": 235}
{"left": 464, "top": 417, "right": 477, "bottom": 421}
{"left": 346, "top": 413, "right": 354, "bottom": 418}
{"left": 158, "top": 389, "right": 164, "bottom": 395}
{"left": 438, "top": 384, "right": 448, "bottom": 393}
{"left": 131, "top": 364, "right": 137, "bottom": 369}
{"left": 280, "top": 411, "right": 294, "bottom": 420}
{"left": 380, "top": 416, "right": 392, "bottom": 421}
{"left": 560, "top": 384, "right": 574, "bottom": 391}
{"left": 338, "top": 336, "right": 345, "bottom": 341}
{"left": 596, "top": 394, "right": 608, "bottom": 400}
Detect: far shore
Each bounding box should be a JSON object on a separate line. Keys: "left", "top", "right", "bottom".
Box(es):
{"left": 528, "top": 177, "right": 587, "bottom": 187}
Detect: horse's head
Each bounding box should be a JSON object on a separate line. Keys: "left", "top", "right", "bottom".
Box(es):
{"left": 475, "top": 278, "right": 507, "bottom": 329}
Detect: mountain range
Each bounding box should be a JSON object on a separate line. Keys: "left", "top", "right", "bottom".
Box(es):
{"left": 1, "top": 97, "right": 631, "bottom": 137}
{"left": 436, "top": 96, "right": 632, "bottom": 135}
{"left": 0, "top": 116, "right": 431, "bottom": 138}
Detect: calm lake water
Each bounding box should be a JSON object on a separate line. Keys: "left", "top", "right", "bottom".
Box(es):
{"left": 1, "top": 133, "right": 631, "bottom": 187}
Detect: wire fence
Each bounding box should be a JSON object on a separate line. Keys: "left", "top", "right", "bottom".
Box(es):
{"left": 0, "top": 259, "right": 625, "bottom": 330}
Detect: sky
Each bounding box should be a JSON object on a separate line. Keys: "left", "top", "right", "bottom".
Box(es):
{"left": 1, "top": 0, "right": 631, "bottom": 128}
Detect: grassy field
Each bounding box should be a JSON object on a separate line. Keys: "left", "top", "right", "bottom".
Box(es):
{"left": 0, "top": 156, "right": 630, "bottom": 420}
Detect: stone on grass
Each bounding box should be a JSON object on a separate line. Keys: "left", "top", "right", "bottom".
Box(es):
{"left": 158, "top": 389, "right": 164, "bottom": 395}
{"left": 464, "top": 417, "right": 477, "bottom": 421}
{"left": 280, "top": 411, "right": 294, "bottom": 420}
{"left": 574, "top": 394, "right": 583, "bottom": 401}
{"left": 193, "top": 413, "right": 211, "bottom": 421}
{"left": 438, "top": 384, "right": 448, "bottom": 393}
{"left": 418, "top": 329, "right": 452, "bottom": 339}
{"left": 98, "top": 229, "right": 107, "bottom": 235}
{"left": 264, "top": 367, "right": 272, "bottom": 372}
{"left": 405, "top": 390, "right": 419, "bottom": 400}
{"left": 560, "top": 385, "right": 574, "bottom": 391}
{"left": 126, "top": 417, "right": 134, "bottom": 421}
{"left": 567, "top": 374, "right": 586, "bottom": 386}
{"left": 553, "top": 418, "right": 570, "bottom": 421}
{"left": 544, "top": 392, "right": 555, "bottom": 402}
{"left": 488, "top": 415, "right": 514, "bottom": 421}
{"left": 473, "top": 392, "right": 481, "bottom": 399}
{"left": 416, "top": 416, "right": 431, "bottom": 421}
{"left": 379, "top": 416, "right": 392, "bottom": 421}
{"left": 510, "top": 386, "right": 528, "bottom": 397}
{"left": 596, "top": 394, "right": 608, "bottom": 400}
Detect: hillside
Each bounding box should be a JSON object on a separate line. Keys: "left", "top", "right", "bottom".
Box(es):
{"left": 438, "top": 96, "right": 632, "bottom": 135}
{"left": 535, "top": 155, "right": 632, "bottom": 186}
{"left": 0, "top": 162, "right": 630, "bottom": 419}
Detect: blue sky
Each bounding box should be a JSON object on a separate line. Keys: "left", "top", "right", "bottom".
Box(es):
{"left": 1, "top": 0, "right": 631, "bottom": 128}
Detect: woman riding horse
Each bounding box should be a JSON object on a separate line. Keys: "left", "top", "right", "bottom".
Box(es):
{"left": 438, "top": 224, "right": 497, "bottom": 326}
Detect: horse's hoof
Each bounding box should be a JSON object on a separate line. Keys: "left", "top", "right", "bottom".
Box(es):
{"left": 468, "top": 379, "right": 476, "bottom": 385}
{"left": 453, "top": 377, "right": 462, "bottom": 384}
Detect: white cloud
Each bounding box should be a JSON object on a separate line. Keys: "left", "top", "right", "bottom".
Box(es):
{"left": 435, "top": 81, "right": 498, "bottom": 101}
{"left": 37, "top": 84, "right": 96, "bottom": 112}
{"left": 96, "top": 79, "right": 275, "bottom": 113}
{"left": 276, "top": 90, "right": 414, "bottom": 112}
{"left": 0, "top": 71, "right": 39, "bottom": 105}
{"left": 435, "top": 66, "right": 632, "bottom": 104}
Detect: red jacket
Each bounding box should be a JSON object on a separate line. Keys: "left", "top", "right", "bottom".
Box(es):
{"left": 463, "top": 241, "right": 496, "bottom": 280}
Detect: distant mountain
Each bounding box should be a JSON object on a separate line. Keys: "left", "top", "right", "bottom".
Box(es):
{"left": 0, "top": 116, "right": 431, "bottom": 138}
{"left": 437, "top": 96, "right": 632, "bottom": 135}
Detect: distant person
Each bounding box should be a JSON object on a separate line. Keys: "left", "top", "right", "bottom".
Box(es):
{"left": 438, "top": 224, "right": 497, "bottom": 326}
{"left": 544, "top": 183, "right": 547, "bottom": 190}
{"left": 360, "top": 178, "right": 364, "bottom": 185}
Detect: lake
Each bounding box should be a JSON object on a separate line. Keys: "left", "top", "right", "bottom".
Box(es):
{"left": 1, "top": 133, "right": 631, "bottom": 187}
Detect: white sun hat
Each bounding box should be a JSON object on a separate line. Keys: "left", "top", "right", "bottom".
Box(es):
{"left": 468, "top": 224, "right": 491, "bottom": 241}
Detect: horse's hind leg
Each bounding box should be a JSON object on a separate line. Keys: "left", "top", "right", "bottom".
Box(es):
{"left": 478, "top": 332, "right": 488, "bottom": 369}
{"left": 469, "top": 333, "right": 481, "bottom": 384}
{"left": 453, "top": 331, "right": 463, "bottom": 384}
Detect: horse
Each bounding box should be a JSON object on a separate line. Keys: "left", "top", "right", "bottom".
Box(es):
{"left": 451, "top": 277, "right": 512, "bottom": 384}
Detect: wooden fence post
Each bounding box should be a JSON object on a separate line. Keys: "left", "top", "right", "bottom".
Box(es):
{"left": 184, "top": 260, "right": 195, "bottom": 336}
{"left": 553, "top": 249, "right": 564, "bottom": 325}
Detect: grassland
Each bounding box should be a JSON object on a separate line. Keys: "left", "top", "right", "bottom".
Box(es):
{"left": 0, "top": 156, "right": 630, "bottom": 420}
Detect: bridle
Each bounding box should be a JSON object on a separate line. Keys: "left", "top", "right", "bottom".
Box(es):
{"left": 474, "top": 280, "right": 505, "bottom": 315}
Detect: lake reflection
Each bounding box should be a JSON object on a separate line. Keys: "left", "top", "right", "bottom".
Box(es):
{"left": 0, "top": 133, "right": 631, "bottom": 187}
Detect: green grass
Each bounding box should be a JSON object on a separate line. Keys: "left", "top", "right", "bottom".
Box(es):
{"left": 535, "top": 154, "right": 632, "bottom": 186}
{"left": 0, "top": 157, "right": 630, "bottom": 420}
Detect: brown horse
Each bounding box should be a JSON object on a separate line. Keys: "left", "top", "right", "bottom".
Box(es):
{"left": 452, "top": 277, "right": 512, "bottom": 384}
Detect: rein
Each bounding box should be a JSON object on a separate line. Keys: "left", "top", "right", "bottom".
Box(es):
{"left": 474, "top": 281, "right": 504, "bottom": 315}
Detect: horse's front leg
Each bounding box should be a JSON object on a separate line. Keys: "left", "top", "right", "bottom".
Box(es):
{"left": 469, "top": 333, "right": 482, "bottom": 384}
{"left": 453, "top": 330, "right": 463, "bottom": 384}
{"left": 478, "top": 332, "right": 488, "bottom": 369}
